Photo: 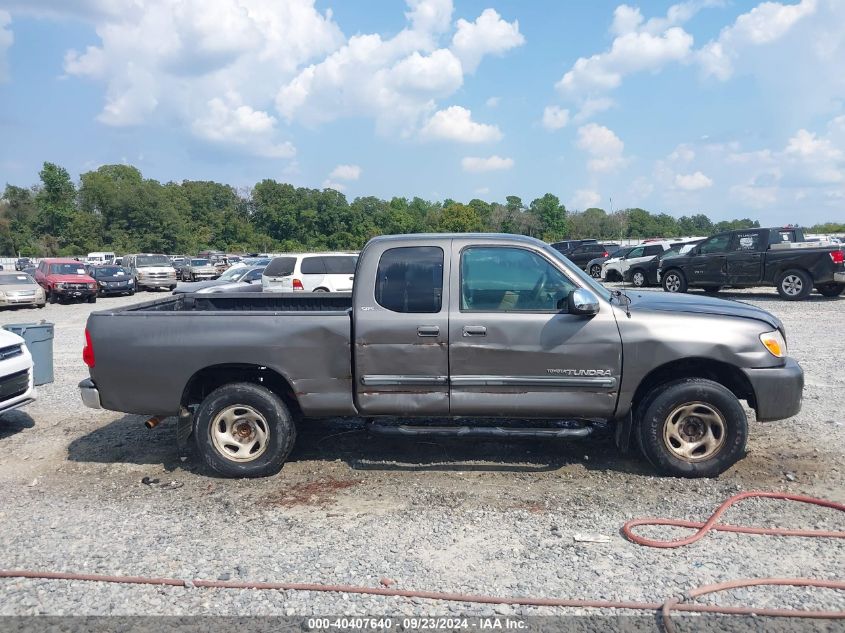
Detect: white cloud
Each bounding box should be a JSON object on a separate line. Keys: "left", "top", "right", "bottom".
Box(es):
{"left": 541, "top": 105, "right": 569, "bottom": 131}
{"left": 461, "top": 155, "right": 514, "bottom": 173}
{"left": 420, "top": 106, "right": 502, "bottom": 143}
{"left": 674, "top": 171, "right": 714, "bottom": 190}
{"left": 668, "top": 143, "right": 696, "bottom": 163}
{"left": 321, "top": 180, "right": 346, "bottom": 192}
{"left": 191, "top": 94, "right": 296, "bottom": 158}
{"left": 451, "top": 8, "right": 524, "bottom": 73}
{"left": 571, "top": 189, "right": 601, "bottom": 209}
{"left": 276, "top": 2, "right": 522, "bottom": 137}
{"left": 572, "top": 97, "right": 615, "bottom": 123}
{"left": 0, "top": 10, "right": 13, "bottom": 82}
{"left": 485, "top": 96, "right": 500, "bottom": 108}
{"left": 576, "top": 123, "right": 626, "bottom": 173}
{"left": 329, "top": 164, "right": 362, "bottom": 181}
{"left": 698, "top": 0, "right": 818, "bottom": 80}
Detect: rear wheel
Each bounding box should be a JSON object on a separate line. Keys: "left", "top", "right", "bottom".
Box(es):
{"left": 637, "top": 378, "right": 747, "bottom": 478}
{"left": 589, "top": 264, "right": 602, "bottom": 278}
{"left": 776, "top": 269, "right": 812, "bottom": 300}
{"left": 661, "top": 269, "right": 687, "bottom": 293}
{"left": 816, "top": 283, "right": 845, "bottom": 297}
{"left": 193, "top": 382, "right": 296, "bottom": 478}
{"left": 631, "top": 269, "right": 647, "bottom": 287}
{"left": 313, "top": 287, "right": 329, "bottom": 292}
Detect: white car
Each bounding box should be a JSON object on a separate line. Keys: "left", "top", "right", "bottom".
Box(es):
{"left": 262, "top": 253, "right": 358, "bottom": 292}
{"left": 0, "top": 328, "right": 36, "bottom": 415}
{"left": 602, "top": 241, "right": 673, "bottom": 282}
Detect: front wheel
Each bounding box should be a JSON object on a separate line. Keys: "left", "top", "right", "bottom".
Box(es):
{"left": 816, "top": 283, "right": 845, "bottom": 297}
{"left": 776, "top": 269, "right": 812, "bottom": 300}
{"left": 87, "top": 295, "right": 97, "bottom": 304}
{"left": 48, "top": 291, "right": 57, "bottom": 304}
{"left": 193, "top": 383, "right": 296, "bottom": 478}
{"left": 637, "top": 378, "right": 747, "bottom": 478}
{"left": 589, "top": 264, "right": 602, "bottom": 278}
{"left": 661, "top": 269, "right": 687, "bottom": 293}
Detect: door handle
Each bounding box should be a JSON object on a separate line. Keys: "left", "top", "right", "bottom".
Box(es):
{"left": 463, "top": 325, "right": 487, "bottom": 337}
{"left": 417, "top": 325, "right": 440, "bottom": 337}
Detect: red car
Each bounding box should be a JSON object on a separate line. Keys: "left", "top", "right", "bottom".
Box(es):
{"left": 34, "top": 258, "right": 98, "bottom": 304}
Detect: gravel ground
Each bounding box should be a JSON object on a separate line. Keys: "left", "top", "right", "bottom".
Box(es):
{"left": 0, "top": 286, "right": 842, "bottom": 620}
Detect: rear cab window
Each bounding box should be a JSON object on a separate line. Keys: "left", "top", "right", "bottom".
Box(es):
{"left": 732, "top": 231, "right": 763, "bottom": 252}
{"left": 375, "top": 247, "right": 443, "bottom": 313}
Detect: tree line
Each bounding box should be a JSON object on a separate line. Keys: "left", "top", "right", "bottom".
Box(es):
{"left": 1, "top": 162, "right": 838, "bottom": 257}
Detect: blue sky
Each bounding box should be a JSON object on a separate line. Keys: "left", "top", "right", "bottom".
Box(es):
{"left": 0, "top": 0, "right": 843, "bottom": 224}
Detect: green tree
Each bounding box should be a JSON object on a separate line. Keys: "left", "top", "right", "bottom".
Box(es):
{"left": 529, "top": 193, "right": 567, "bottom": 241}
{"left": 437, "top": 203, "right": 482, "bottom": 233}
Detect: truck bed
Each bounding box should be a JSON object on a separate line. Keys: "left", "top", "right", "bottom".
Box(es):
{"left": 86, "top": 292, "right": 355, "bottom": 417}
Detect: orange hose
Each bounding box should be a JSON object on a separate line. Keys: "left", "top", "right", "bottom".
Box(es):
{"left": 623, "top": 490, "right": 845, "bottom": 548}
{"left": 1, "top": 491, "right": 843, "bottom": 630}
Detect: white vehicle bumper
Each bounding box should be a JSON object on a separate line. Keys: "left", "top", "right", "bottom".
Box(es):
{"left": 0, "top": 343, "right": 36, "bottom": 413}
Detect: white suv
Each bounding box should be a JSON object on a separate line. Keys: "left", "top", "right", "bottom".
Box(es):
{"left": 262, "top": 253, "right": 358, "bottom": 292}
{"left": 602, "top": 241, "right": 672, "bottom": 282}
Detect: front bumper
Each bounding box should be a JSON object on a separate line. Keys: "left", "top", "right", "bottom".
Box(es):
{"left": 54, "top": 286, "right": 96, "bottom": 299}
{"left": 98, "top": 283, "right": 133, "bottom": 294}
{"left": 741, "top": 358, "right": 804, "bottom": 422}
{"left": 0, "top": 294, "right": 43, "bottom": 307}
{"left": 79, "top": 378, "right": 103, "bottom": 409}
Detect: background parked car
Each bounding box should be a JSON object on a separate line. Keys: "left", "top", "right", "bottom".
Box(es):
{"left": 34, "top": 258, "right": 98, "bottom": 304}
{"left": 173, "top": 266, "right": 265, "bottom": 294}
{"left": 586, "top": 246, "right": 635, "bottom": 278}
{"left": 602, "top": 242, "right": 672, "bottom": 282}
{"left": 565, "top": 242, "right": 621, "bottom": 271}
{"left": 262, "top": 253, "right": 358, "bottom": 292}
{"left": 549, "top": 238, "right": 598, "bottom": 256}
{"left": 180, "top": 258, "right": 218, "bottom": 281}
{"left": 14, "top": 257, "right": 32, "bottom": 271}
{"left": 85, "top": 251, "right": 115, "bottom": 266}
{"left": 123, "top": 253, "right": 177, "bottom": 291}
{"left": 623, "top": 242, "right": 703, "bottom": 288}
{"left": 0, "top": 271, "right": 46, "bottom": 309}
{"left": 90, "top": 265, "right": 135, "bottom": 297}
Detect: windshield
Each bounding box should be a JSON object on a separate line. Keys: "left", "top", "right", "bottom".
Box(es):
{"left": 135, "top": 255, "right": 170, "bottom": 267}
{"left": 0, "top": 274, "right": 35, "bottom": 285}
{"left": 191, "top": 259, "right": 209, "bottom": 266}
{"left": 544, "top": 246, "right": 611, "bottom": 300}
{"left": 219, "top": 267, "right": 243, "bottom": 281}
{"left": 49, "top": 263, "right": 87, "bottom": 275}
{"left": 94, "top": 266, "right": 127, "bottom": 277}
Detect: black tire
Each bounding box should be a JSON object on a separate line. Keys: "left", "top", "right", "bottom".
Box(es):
{"left": 169, "top": 285, "right": 176, "bottom": 291}
{"left": 630, "top": 269, "right": 647, "bottom": 288}
{"left": 48, "top": 291, "right": 57, "bottom": 304}
{"left": 776, "top": 269, "right": 812, "bottom": 300}
{"left": 129, "top": 289, "right": 136, "bottom": 296}
{"left": 816, "top": 283, "right": 845, "bottom": 297}
{"left": 589, "top": 264, "right": 602, "bottom": 278}
{"left": 703, "top": 286, "right": 721, "bottom": 294}
{"left": 87, "top": 295, "right": 97, "bottom": 303}
{"left": 637, "top": 378, "right": 747, "bottom": 478}
{"left": 193, "top": 382, "right": 296, "bottom": 478}
{"left": 313, "top": 287, "right": 329, "bottom": 293}
{"left": 661, "top": 269, "right": 687, "bottom": 293}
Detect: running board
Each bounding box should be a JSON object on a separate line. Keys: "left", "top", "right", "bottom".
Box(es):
{"left": 366, "top": 422, "right": 592, "bottom": 439}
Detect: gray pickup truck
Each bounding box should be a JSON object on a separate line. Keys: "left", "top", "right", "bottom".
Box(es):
{"left": 79, "top": 234, "right": 804, "bottom": 479}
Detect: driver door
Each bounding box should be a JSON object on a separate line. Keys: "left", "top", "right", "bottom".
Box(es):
{"left": 687, "top": 233, "right": 731, "bottom": 286}
{"left": 448, "top": 242, "right": 622, "bottom": 418}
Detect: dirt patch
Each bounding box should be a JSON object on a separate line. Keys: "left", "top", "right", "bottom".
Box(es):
{"left": 262, "top": 476, "right": 362, "bottom": 508}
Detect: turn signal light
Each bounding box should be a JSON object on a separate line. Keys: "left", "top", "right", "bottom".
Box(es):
{"left": 759, "top": 330, "right": 787, "bottom": 358}
{"left": 830, "top": 250, "right": 844, "bottom": 264}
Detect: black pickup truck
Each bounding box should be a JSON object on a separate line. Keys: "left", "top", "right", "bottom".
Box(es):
{"left": 658, "top": 227, "right": 845, "bottom": 300}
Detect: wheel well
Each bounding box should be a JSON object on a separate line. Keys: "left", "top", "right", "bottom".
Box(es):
{"left": 661, "top": 266, "right": 684, "bottom": 278}
{"left": 181, "top": 364, "right": 302, "bottom": 418}
{"left": 631, "top": 358, "right": 756, "bottom": 415}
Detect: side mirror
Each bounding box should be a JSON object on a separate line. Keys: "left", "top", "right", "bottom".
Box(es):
{"left": 567, "top": 288, "right": 600, "bottom": 316}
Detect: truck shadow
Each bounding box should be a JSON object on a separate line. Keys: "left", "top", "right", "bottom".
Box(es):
{"left": 66, "top": 415, "right": 651, "bottom": 477}
{"left": 0, "top": 410, "right": 35, "bottom": 440}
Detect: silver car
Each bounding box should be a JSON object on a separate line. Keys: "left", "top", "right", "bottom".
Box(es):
{"left": 0, "top": 272, "right": 46, "bottom": 309}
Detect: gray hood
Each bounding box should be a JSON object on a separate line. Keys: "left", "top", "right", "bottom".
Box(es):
{"left": 624, "top": 290, "right": 783, "bottom": 331}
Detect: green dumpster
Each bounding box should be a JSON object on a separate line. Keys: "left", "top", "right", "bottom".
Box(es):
{"left": 2, "top": 321, "right": 54, "bottom": 385}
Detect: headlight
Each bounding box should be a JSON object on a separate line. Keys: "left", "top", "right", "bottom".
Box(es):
{"left": 760, "top": 330, "right": 787, "bottom": 357}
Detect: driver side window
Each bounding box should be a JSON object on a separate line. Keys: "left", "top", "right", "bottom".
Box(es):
{"left": 461, "top": 247, "right": 577, "bottom": 312}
